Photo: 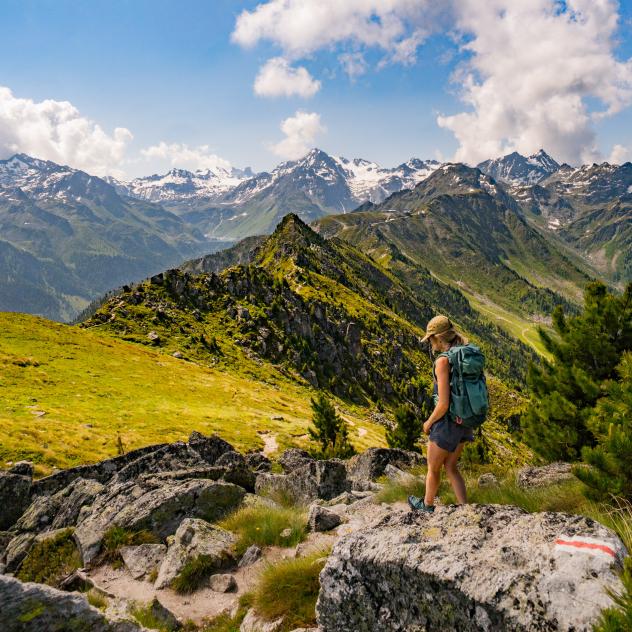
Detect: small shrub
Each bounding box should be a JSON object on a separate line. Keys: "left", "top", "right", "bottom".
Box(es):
{"left": 101, "top": 526, "right": 158, "bottom": 564}
{"left": 17, "top": 529, "right": 81, "bottom": 588}
{"left": 252, "top": 550, "right": 329, "bottom": 630}
{"left": 308, "top": 393, "right": 355, "bottom": 458}
{"left": 219, "top": 505, "right": 307, "bottom": 555}
{"left": 386, "top": 405, "right": 422, "bottom": 453}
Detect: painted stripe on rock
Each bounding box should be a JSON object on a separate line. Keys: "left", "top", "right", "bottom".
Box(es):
{"left": 554, "top": 536, "right": 617, "bottom": 558}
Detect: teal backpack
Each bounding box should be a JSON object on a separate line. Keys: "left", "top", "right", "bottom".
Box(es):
{"left": 436, "top": 344, "right": 489, "bottom": 429}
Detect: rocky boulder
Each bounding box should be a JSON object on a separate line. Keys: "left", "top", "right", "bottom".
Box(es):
{"left": 74, "top": 478, "right": 244, "bottom": 565}
{"left": 245, "top": 452, "right": 272, "bottom": 472}
{"left": 516, "top": 462, "right": 574, "bottom": 489}
{"left": 0, "top": 575, "right": 142, "bottom": 631}
{"left": 120, "top": 543, "right": 167, "bottom": 580}
{"left": 317, "top": 504, "right": 627, "bottom": 631}
{"left": 308, "top": 505, "right": 342, "bottom": 532}
{"left": 155, "top": 518, "right": 235, "bottom": 589}
{"left": 278, "top": 448, "right": 313, "bottom": 473}
{"left": 256, "top": 460, "right": 348, "bottom": 504}
{"left": 346, "top": 448, "right": 424, "bottom": 482}
{"left": 0, "top": 470, "right": 32, "bottom": 530}
{"left": 15, "top": 477, "right": 104, "bottom": 533}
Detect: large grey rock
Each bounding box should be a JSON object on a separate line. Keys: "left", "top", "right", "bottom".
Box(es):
{"left": 308, "top": 505, "right": 342, "bottom": 532}
{"left": 346, "top": 448, "right": 423, "bottom": 482}
{"left": 256, "top": 460, "right": 348, "bottom": 504}
{"left": 31, "top": 432, "right": 233, "bottom": 497}
{"left": 75, "top": 478, "right": 244, "bottom": 565}
{"left": 15, "top": 477, "right": 104, "bottom": 533}
{"left": 317, "top": 504, "right": 627, "bottom": 631}
{"left": 155, "top": 518, "right": 236, "bottom": 590}
{"left": 0, "top": 471, "right": 31, "bottom": 530}
{"left": 9, "top": 461, "right": 34, "bottom": 477}
{"left": 516, "top": 462, "right": 574, "bottom": 489}
{"left": 279, "top": 448, "right": 313, "bottom": 473}
{"left": 245, "top": 452, "right": 271, "bottom": 472}
{"left": 120, "top": 543, "right": 167, "bottom": 580}
{"left": 0, "top": 574, "right": 142, "bottom": 631}
{"left": 2, "top": 533, "right": 36, "bottom": 572}
{"left": 239, "top": 544, "right": 262, "bottom": 568}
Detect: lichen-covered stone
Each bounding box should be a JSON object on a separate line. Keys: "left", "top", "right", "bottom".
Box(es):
{"left": 308, "top": 505, "right": 342, "bottom": 532}
{"left": 516, "top": 462, "right": 573, "bottom": 489}
{"left": 155, "top": 518, "right": 235, "bottom": 589}
{"left": 0, "top": 472, "right": 31, "bottom": 530}
{"left": 317, "top": 504, "right": 627, "bottom": 631}
{"left": 15, "top": 478, "right": 104, "bottom": 533}
{"left": 120, "top": 543, "right": 167, "bottom": 580}
{"left": 0, "top": 574, "right": 142, "bottom": 631}
{"left": 74, "top": 478, "right": 244, "bottom": 564}
{"left": 346, "top": 448, "right": 423, "bottom": 482}
{"left": 256, "top": 460, "right": 348, "bottom": 504}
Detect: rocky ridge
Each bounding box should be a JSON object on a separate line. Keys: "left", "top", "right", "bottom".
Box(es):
{"left": 0, "top": 435, "right": 628, "bottom": 631}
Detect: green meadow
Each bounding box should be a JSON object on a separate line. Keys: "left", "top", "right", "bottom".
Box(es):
{"left": 0, "top": 312, "right": 385, "bottom": 475}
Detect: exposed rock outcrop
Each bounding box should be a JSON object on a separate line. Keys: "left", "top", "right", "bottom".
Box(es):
{"left": 317, "top": 504, "right": 627, "bottom": 631}
{"left": 346, "top": 448, "right": 424, "bottom": 482}
{"left": 75, "top": 479, "right": 244, "bottom": 565}
{"left": 516, "top": 462, "right": 574, "bottom": 489}
{"left": 308, "top": 505, "right": 342, "bottom": 532}
{"left": 256, "top": 460, "right": 348, "bottom": 504}
{"left": 120, "top": 543, "right": 167, "bottom": 580}
{"left": 155, "top": 518, "right": 235, "bottom": 590}
{"left": 0, "top": 574, "right": 142, "bottom": 631}
{"left": 0, "top": 470, "right": 32, "bottom": 530}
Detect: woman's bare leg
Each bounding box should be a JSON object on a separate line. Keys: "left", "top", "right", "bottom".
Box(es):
{"left": 425, "top": 441, "right": 449, "bottom": 506}
{"left": 444, "top": 443, "right": 467, "bottom": 504}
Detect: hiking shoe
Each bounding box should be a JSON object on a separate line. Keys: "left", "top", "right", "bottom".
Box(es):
{"left": 407, "top": 495, "right": 435, "bottom": 513}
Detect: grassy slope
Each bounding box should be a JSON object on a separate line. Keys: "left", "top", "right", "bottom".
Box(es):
{"left": 0, "top": 312, "right": 385, "bottom": 475}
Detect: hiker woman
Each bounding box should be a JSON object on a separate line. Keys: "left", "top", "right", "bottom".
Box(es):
{"left": 408, "top": 315, "right": 486, "bottom": 513}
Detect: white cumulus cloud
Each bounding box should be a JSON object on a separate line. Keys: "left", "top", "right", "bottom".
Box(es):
{"left": 609, "top": 143, "right": 630, "bottom": 164}
{"left": 254, "top": 57, "right": 321, "bottom": 98}
{"left": 0, "top": 85, "right": 132, "bottom": 177}
{"left": 437, "top": 0, "right": 632, "bottom": 165}
{"left": 140, "top": 142, "right": 233, "bottom": 172}
{"left": 270, "top": 110, "right": 325, "bottom": 159}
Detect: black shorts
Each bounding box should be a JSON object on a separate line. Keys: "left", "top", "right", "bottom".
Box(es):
{"left": 429, "top": 418, "right": 474, "bottom": 453}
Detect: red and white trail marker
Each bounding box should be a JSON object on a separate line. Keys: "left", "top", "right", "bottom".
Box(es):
{"left": 554, "top": 535, "right": 623, "bottom": 561}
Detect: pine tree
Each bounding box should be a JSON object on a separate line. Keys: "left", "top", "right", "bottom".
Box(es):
{"left": 386, "top": 405, "right": 422, "bottom": 453}
{"left": 522, "top": 282, "right": 632, "bottom": 461}
{"left": 308, "top": 393, "right": 355, "bottom": 458}
{"left": 575, "top": 353, "right": 632, "bottom": 501}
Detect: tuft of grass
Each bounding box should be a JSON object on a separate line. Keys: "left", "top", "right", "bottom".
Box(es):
{"left": 147, "top": 566, "right": 159, "bottom": 584}
{"left": 374, "top": 465, "right": 428, "bottom": 504}
{"left": 445, "top": 477, "right": 589, "bottom": 514}
{"left": 101, "top": 526, "right": 158, "bottom": 564}
{"left": 171, "top": 553, "right": 232, "bottom": 595}
{"left": 86, "top": 588, "right": 108, "bottom": 611}
{"left": 130, "top": 601, "right": 179, "bottom": 632}
{"left": 16, "top": 529, "right": 81, "bottom": 588}
{"left": 198, "top": 594, "right": 254, "bottom": 632}
{"left": 251, "top": 549, "right": 329, "bottom": 631}
{"left": 219, "top": 505, "right": 307, "bottom": 555}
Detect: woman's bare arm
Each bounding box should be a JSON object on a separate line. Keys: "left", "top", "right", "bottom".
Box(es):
{"left": 423, "top": 356, "right": 450, "bottom": 433}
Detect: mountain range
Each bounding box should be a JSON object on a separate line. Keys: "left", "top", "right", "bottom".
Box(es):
{"left": 1, "top": 147, "right": 631, "bottom": 329}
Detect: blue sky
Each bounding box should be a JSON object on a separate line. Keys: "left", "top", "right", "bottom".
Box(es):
{"left": 1, "top": 0, "right": 632, "bottom": 178}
